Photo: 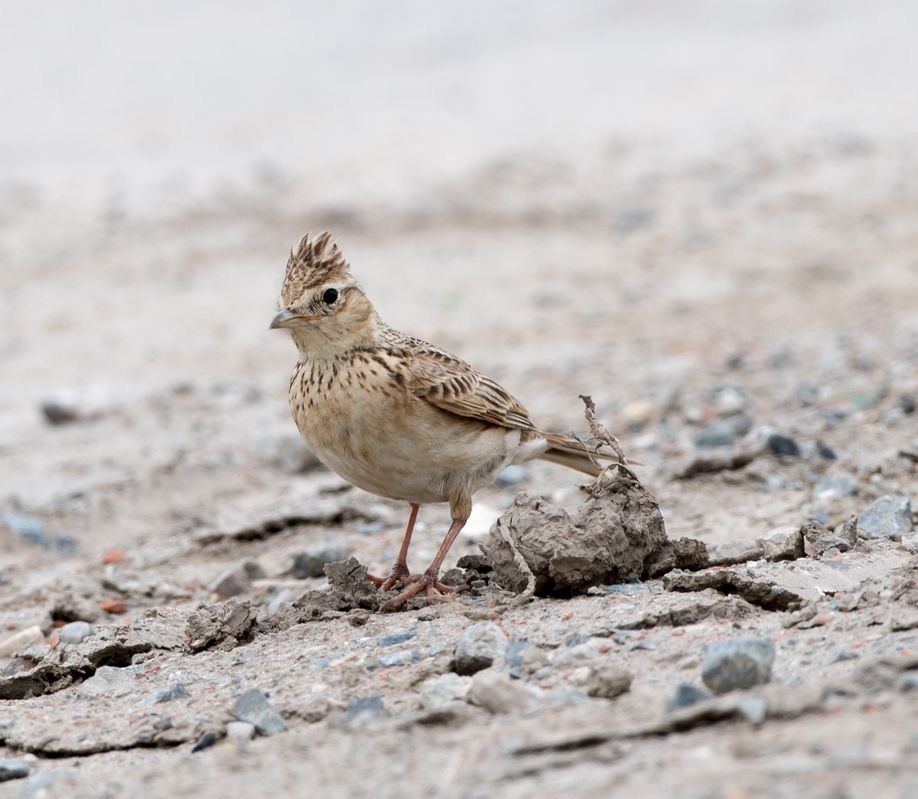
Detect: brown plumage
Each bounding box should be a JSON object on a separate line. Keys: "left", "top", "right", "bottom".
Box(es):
{"left": 271, "top": 232, "right": 622, "bottom": 609}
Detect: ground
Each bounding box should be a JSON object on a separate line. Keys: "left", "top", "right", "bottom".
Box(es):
{"left": 1, "top": 2, "right": 917, "bottom": 797}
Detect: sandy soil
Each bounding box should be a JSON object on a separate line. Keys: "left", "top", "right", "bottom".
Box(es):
{"left": 1, "top": 2, "right": 917, "bottom": 797}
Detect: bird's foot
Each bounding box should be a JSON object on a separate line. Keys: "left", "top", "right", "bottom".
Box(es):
{"left": 379, "top": 570, "right": 466, "bottom": 612}
{"left": 366, "top": 561, "right": 411, "bottom": 592}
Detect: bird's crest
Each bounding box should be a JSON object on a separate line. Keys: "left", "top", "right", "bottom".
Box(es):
{"left": 280, "top": 231, "right": 350, "bottom": 305}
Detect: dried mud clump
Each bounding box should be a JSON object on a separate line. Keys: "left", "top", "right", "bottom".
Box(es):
{"left": 481, "top": 467, "right": 667, "bottom": 595}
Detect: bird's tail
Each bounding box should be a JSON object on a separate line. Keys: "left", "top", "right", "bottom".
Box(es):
{"left": 537, "top": 432, "right": 626, "bottom": 477}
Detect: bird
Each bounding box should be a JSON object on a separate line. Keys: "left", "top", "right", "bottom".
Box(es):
{"left": 270, "top": 231, "right": 623, "bottom": 610}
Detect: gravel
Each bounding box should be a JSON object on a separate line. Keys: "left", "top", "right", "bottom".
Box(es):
{"left": 701, "top": 637, "right": 776, "bottom": 694}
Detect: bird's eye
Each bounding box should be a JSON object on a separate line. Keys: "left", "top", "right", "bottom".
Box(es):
{"left": 322, "top": 288, "right": 339, "bottom": 305}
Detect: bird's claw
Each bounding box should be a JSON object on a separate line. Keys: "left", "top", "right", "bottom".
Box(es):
{"left": 379, "top": 571, "right": 467, "bottom": 611}
{"left": 366, "top": 561, "right": 411, "bottom": 591}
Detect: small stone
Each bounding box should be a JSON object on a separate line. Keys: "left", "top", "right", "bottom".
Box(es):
{"left": 759, "top": 526, "right": 804, "bottom": 562}
{"left": 226, "top": 721, "right": 256, "bottom": 743}
{"left": 467, "top": 670, "right": 542, "bottom": 714}
{"left": 0, "top": 759, "right": 30, "bottom": 782}
{"left": 154, "top": 683, "right": 189, "bottom": 703}
{"left": 737, "top": 694, "right": 767, "bottom": 724}
{"left": 378, "top": 648, "right": 421, "bottom": 668}
{"left": 345, "top": 695, "right": 385, "bottom": 723}
{"left": 377, "top": 630, "right": 416, "bottom": 647}
{"left": 495, "top": 465, "right": 527, "bottom": 487}
{"left": 232, "top": 689, "right": 286, "bottom": 736}
{"left": 291, "top": 547, "right": 347, "bottom": 579}
{"left": 40, "top": 399, "right": 80, "bottom": 425}
{"left": 701, "top": 637, "right": 775, "bottom": 694}
{"left": 58, "top": 621, "right": 93, "bottom": 645}
{"left": 453, "top": 622, "right": 508, "bottom": 675}
{"left": 79, "top": 665, "right": 140, "bottom": 698}
{"left": 826, "top": 648, "right": 859, "bottom": 665}
{"left": 814, "top": 441, "right": 837, "bottom": 460}
{"left": 419, "top": 673, "right": 471, "bottom": 710}
{"left": 900, "top": 394, "right": 916, "bottom": 415}
{"left": 586, "top": 663, "right": 632, "bottom": 699}
{"left": 857, "top": 496, "right": 913, "bottom": 540}
{"left": 209, "top": 559, "right": 266, "bottom": 599}
{"left": 666, "top": 682, "right": 711, "bottom": 711}
{"left": 767, "top": 434, "right": 801, "bottom": 457}
{"left": 191, "top": 731, "right": 218, "bottom": 753}
{"left": 694, "top": 416, "right": 751, "bottom": 449}
{"left": 504, "top": 641, "right": 532, "bottom": 678}
{"left": 0, "top": 512, "right": 49, "bottom": 547}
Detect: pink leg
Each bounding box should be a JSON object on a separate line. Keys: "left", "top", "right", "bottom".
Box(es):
{"left": 366, "top": 503, "right": 420, "bottom": 590}
{"left": 380, "top": 516, "right": 468, "bottom": 611}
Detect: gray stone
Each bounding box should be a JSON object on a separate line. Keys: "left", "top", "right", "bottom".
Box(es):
{"left": 586, "top": 663, "right": 632, "bottom": 699}
{"left": 759, "top": 526, "right": 804, "bottom": 562}
{"left": 857, "top": 496, "right": 913, "bottom": 540}
{"left": 803, "top": 519, "right": 856, "bottom": 556}
{"left": 377, "top": 630, "right": 416, "bottom": 647}
{"left": 814, "top": 475, "right": 856, "bottom": 501}
{"left": 453, "top": 622, "right": 508, "bottom": 675}
{"left": 694, "top": 416, "right": 751, "bottom": 449}
{"left": 0, "top": 759, "right": 29, "bottom": 782}
{"left": 701, "top": 637, "right": 775, "bottom": 694}
{"left": 226, "top": 721, "right": 256, "bottom": 743}
{"left": 58, "top": 621, "right": 93, "bottom": 645}
{"left": 209, "top": 559, "right": 266, "bottom": 599}
{"left": 153, "top": 683, "right": 189, "bottom": 703}
{"left": 345, "top": 695, "right": 385, "bottom": 723}
{"left": 232, "top": 689, "right": 286, "bottom": 736}
{"left": 419, "top": 673, "right": 471, "bottom": 710}
{"left": 467, "top": 670, "right": 543, "bottom": 714}
{"left": 666, "top": 682, "right": 711, "bottom": 711}
{"left": 78, "top": 665, "right": 141, "bottom": 698}
{"left": 378, "top": 648, "right": 421, "bottom": 668}
{"left": 291, "top": 546, "right": 347, "bottom": 579}
{"left": 766, "top": 433, "right": 801, "bottom": 457}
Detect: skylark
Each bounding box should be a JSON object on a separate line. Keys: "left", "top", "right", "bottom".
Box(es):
{"left": 271, "top": 232, "right": 623, "bottom": 609}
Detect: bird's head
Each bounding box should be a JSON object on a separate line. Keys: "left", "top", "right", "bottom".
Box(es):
{"left": 270, "top": 231, "right": 377, "bottom": 355}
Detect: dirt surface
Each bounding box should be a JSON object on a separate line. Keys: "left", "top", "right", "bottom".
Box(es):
{"left": 2, "top": 2, "right": 918, "bottom": 797}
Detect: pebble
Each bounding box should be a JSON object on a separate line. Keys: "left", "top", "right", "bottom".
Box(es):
{"left": 154, "top": 683, "right": 189, "bottom": 703}
{"left": 759, "top": 526, "right": 804, "bottom": 562}
{"left": 467, "top": 670, "right": 543, "bottom": 714}
{"left": 694, "top": 416, "right": 751, "bottom": 449}
{"left": 345, "top": 695, "right": 385, "bottom": 723}
{"left": 0, "top": 626, "right": 43, "bottom": 657}
{"left": 701, "top": 637, "right": 776, "bottom": 694}
{"left": 210, "top": 559, "right": 266, "bottom": 599}
{"left": 0, "top": 759, "right": 30, "bottom": 782}
{"left": 377, "top": 630, "right": 416, "bottom": 648}
{"left": 495, "top": 465, "right": 527, "bottom": 487}
{"left": 191, "top": 732, "right": 218, "bottom": 753}
{"left": 857, "top": 495, "right": 913, "bottom": 540}
{"left": 586, "top": 663, "right": 632, "bottom": 699}
{"left": 58, "top": 621, "right": 93, "bottom": 645}
{"left": 766, "top": 433, "right": 801, "bottom": 457}
{"left": 291, "top": 546, "right": 347, "bottom": 579}
{"left": 226, "top": 721, "right": 256, "bottom": 744}
{"left": 378, "top": 648, "right": 421, "bottom": 668}
{"left": 504, "top": 641, "right": 532, "bottom": 678}
{"left": 419, "top": 673, "right": 471, "bottom": 710}
{"left": 453, "top": 621, "right": 508, "bottom": 675}
{"left": 79, "top": 666, "right": 140, "bottom": 698}
{"left": 714, "top": 386, "right": 749, "bottom": 416}
{"left": 232, "top": 689, "right": 286, "bottom": 736}
{"left": 666, "top": 682, "right": 711, "bottom": 711}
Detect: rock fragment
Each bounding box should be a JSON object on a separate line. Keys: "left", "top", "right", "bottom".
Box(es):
{"left": 857, "top": 496, "right": 913, "bottom": 540}
{"left": 290, "top": 546, "right": 347, "bottom": 579}
{"left": 209, "top": 560, "right": 266, "bottom": 599}
{"left": 453, "top": 622, "right": 508, "bottom": 675}
{"left": 0, "top": 759, "right": 30, "bottom": 782}
{"left": 467, "top": 670, "right": 542, "bottom": 714}
{"left": 58, "top": 621, "right": 93, "bottom": 646}
{"left": 232, "top": 689, "right": 286, "bottom": 736}
{"left": 586, "top": 663, "right": 632, "bottom": 699}
{"left": 226, "top": 721, "right": 256, "bottom": 744}
{"left": 701, "top": 637, "right": 775, "bottom": 694}
{"left": 758, "top": 526, "right": 804, "bottom": 562}
{"left": 666, "top": 682, "right": 711, "bottom": 711}
{"left": 419, "top": 673, "right": 472, "bottom": 710}
{"left": 0, "top": 626, "right": 43, "bottom": 657}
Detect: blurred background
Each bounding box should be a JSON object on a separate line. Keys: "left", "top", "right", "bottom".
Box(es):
{"left": 2, "top": 0, "right": 918, "bottom": 566}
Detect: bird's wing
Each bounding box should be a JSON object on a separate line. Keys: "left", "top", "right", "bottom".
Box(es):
{"left": 392, "top": 336, "right": 535, "bottom": 432}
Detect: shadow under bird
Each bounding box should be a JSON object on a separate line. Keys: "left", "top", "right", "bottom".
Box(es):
{"left": 271, "top": 231, "right": 623, "bottom": 609}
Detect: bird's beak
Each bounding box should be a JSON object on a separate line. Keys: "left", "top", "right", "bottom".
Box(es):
{"left": 270, "top": 309, "right": 310, "bottom": 330}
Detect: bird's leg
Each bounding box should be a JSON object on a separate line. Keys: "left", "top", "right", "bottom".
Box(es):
{"left": 366, "top": 503, "right": 419, "bottom": 590}
{"left": 380, "top": 515, "right": 468, "bottom": 611}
